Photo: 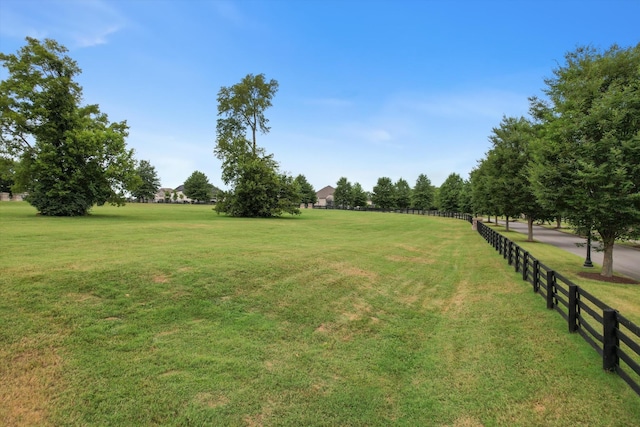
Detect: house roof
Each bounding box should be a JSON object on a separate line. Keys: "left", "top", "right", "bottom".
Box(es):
{"left": 316, "top": 185, "right": 335, "bottom": 199}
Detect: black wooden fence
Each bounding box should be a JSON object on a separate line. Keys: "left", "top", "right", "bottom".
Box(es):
{"left": 317, "top": 206, "right": 640, "bottom": 396}
{"left": 475, "top": 219, "right": 640, "bottom": 397}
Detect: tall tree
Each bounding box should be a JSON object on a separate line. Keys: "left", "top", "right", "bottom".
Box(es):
{"left": 412, "top": 173, "right": 434, "bottom": 210}
{"left": 371, "top": 177, "right": 395, "bottom": 210}
{"left": 351, "top": 182, "right": 368, "bottom": 208}
{"left": 486, "top": 116, "right": 549, "bottom": 235}
{"left": 294, "top": 174, "right": 317, "bottom": 207}
{"left": 0, "top": 156, "right": 15, "bottom": 195}
{"left": 438, "top": 173, "right": 464, "bottom": 212}
{"left": 216, "top": 73, "right": 279, "bottom": 158}
{"left": 529, "top": 44, "right": 640, "bottom": 277}
{"left": 470, "top": 159, "right": 500, "bottom": 222}
{"left": 183, "top": 171, "right": 212, "bottom": 203}
{"left": 0, "top": 37, "right": 137, "bottom": 216}
{"left": 131, "top": 159, "right": 161, "bottom": 202}
{"left": 394, "top": 178, "right": 412, "bottom": 210}
{"left": 458, "top": 179, "right": 473, "bottom": 215}
{"left": 334, "top": 177, "right": 353, "bottom": 209}
{"left": 214, "top": 74, "right": 298, "bottom": 217}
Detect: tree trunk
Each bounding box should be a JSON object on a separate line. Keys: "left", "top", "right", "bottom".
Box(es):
{"left": 527, "top": 216, "right": 534, "bottom": 241}
{"left": 556, "top": 216, "right": 562, "bottom": 229}
{"left": 601, "top": 236, "right": 615, "bottom": 278}
{"left": 505, "top": 215, "right": 510, "bottom": 232}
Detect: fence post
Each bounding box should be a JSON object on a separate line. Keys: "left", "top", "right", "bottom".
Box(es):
{"left": 503, "top": 238, "right": 508, "bottom": 259}
{"left": 533, "top": 260, "right": 539, "bottom": 292}
{"left": 546, "top": 270, "right": 555, "bottom": 309}
{"left": 522, "top": 252, "right": 528, "bottom": 281}
{"left": 514, "top": 246, "right": 520, "bottom": 271}
{"left": 508, "top": 242, "right": 514, "bottom": 266}
{"left": 568, "top": 284, "right": 578, "bottom": 333}
{"left": 603, "top": 309, "right": 618, "bottom": 372}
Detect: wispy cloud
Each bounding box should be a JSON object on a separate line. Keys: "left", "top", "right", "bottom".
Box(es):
{"left": 392, "top": 89, "right": 529, "bottom": 121}
{"left": 0, "top": 0, "right": 128, "bottom": 48}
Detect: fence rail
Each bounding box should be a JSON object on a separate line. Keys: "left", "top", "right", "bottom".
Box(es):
{"left": 475, "top": 219, "right": 640, "bottom": 397}
{"left": 320, "top": 206, "right": 640, "bottom": 396}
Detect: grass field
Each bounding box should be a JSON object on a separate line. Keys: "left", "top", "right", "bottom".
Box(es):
{"left": 1, "top": 202, "right": 639, "bottom": 426}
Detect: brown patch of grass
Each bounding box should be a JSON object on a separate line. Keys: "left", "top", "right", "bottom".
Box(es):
{"left": 497, "top": 395, "right": 564, "bottom": 425}
{"left": 330, "top": 262, "right": 377, "bottom": 280}
{"left": 243, "top": 398, "right": 275, "bottom": 427}
{"left": 194, "top": 392, "right": 229, "bottom": 408}
{"left": 152, "top": 274, "right": 170, "bottom": 284}
{"left": 0, "top": 338, "right": 63, "bottom": 427}
{"left": 314, "top": 323, "right": 330, "bottom": 333}
{"left": 341, "top": 300, "right": 372, "bottom": 321}
{"left": 442, "top": 280, "right": 471, "bottom": 316}
{"left": 399, "top": 294, "right": 419, "bottom": 305}
{"left": 386, "top": 254, "right": 433, "bottom": 264}
{"left": 449, "top": 416, "right": 485, "bottom": 427}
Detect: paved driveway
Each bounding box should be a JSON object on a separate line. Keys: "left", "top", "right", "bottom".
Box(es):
{"left": 494, "top": 220, "right": 640, "bottom": 281}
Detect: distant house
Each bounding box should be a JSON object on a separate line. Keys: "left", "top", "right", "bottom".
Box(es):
{"left": 173, "top": 185, "right": 192, "bottom": 203}
{"left": 153, "top": 184, "right": 220, "bottom": 203}
{"left": 315, "top": 185, "right": 335, "bottom": 207}
{"left": 154, "top": 188, "right": 174, "bottom": 203}
{"left": 0, "top": 192, "right": 27, "bottom": 202}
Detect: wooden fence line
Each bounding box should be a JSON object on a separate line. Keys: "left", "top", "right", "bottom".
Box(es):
{"left": 316, "top": 206, "right": 640, "bottom": 396}
{"left": 474, "top": 217, "right": 640, "bottom": 397}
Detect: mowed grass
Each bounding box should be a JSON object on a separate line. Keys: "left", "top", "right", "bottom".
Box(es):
{"left": 1, "top": 203, "right": 638, "bottom": 426}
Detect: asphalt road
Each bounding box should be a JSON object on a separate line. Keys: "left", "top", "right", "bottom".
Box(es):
{"left": 494, "top": 219, "right": 640, "bottom": 281}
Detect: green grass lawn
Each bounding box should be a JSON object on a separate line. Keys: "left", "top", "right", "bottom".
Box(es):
{"left": 1, "top": 202, "right": 638, "bottom": 426}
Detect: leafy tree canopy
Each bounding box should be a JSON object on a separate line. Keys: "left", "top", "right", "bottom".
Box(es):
{"left": 372, "top": 177, "right": 395, "bottom": 210}
{"left": 294, "top": 174, "right": 317, "bottom": 207}
{"left": 334, "top": 177, "right": 353, "bottom": 208}
{"left": 394, "top": 178, "right": 412, "bottom": 210}
{"left": 351, "top": 182, "right": 368, "bottom": 208}
{"left": 438, "top": 173, "right": 464, "bottom": 212}
{"left": 412, "top": 173, "right": 434, "bottom": 210}
{"left": 0, "top": 156, "right": 15, "bottom": 194}
{"left": 183, "top": 170, "right": 213, "bottom": 202}
{"left": 214, "top": 74, "right": 299, "bottom": 217}
{"left": 529, "top": 43, "right": 640, "bottom": 276}
{"left": 131, "top": 159, "right": 161, "bottom": 202}
{"left": 0, "top": 37, "right": 137, "bottom": 215}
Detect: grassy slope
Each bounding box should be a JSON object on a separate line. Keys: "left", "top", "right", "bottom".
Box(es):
{"left": 1, "top": 203, "right": 638, "bottom": 426}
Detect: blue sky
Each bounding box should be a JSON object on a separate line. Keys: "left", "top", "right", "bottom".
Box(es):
{"left": 1, "top": 0, "right": 638, "bottom": 191}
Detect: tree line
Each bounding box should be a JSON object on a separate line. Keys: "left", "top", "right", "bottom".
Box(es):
{"left": 332, "top": 174, "right": 437, "bottom": 211}
{"left": 328, "top": 44, "right": 639, "bottom": 279}
{"left": 469, "top": 44, "right": 639, "bottom": 278}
